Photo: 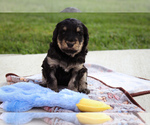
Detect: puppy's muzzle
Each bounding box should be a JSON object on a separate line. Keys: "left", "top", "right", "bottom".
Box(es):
{"left": 66, "top": 41, "right": 75, "bottom": 48}
{"left": 67, "top": 43, "right": 74, "bottom": 48}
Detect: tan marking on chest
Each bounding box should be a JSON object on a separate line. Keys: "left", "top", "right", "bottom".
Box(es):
{"left": 47, "top": 57, "right": 83, "bottom": 72}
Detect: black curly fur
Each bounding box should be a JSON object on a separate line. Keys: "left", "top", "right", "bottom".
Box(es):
{"left": 41, "top": 18, "right": 90, "bottom": 94}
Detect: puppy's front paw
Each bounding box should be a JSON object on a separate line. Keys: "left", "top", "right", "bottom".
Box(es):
{"left": 47, "top": 85, "right": 59, "bottom": 92}
{"left": 68, "top": 86, "right": 78, "bottom": 92}
{"left": 80, "top": 88, "right": 90, "bottom": 94}
{"left": 52, "top": 88, "right": 59, "bottom": 92}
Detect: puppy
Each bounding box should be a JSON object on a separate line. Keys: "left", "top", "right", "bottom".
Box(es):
{"left": 41, "top": 18, "right": 90, "bottom": 94}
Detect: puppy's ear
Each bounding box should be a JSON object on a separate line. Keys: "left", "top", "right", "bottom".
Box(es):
{"left": 82, "top": 24, "right": 89, "bottom": 46}
{"left": 82, "top": 24, "right": 89, "bottom": 52}
{"left": 50, "top": 23, "right": 61, "bottom": 47}
{"left": 52, "top": 24, "right": 59, "bottom": 43}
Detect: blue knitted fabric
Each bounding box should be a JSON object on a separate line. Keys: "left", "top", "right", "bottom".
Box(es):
{"left": 0, "top": 82, "right": 89, "bottom": 112}
{"left": 0, "top": 112, "right": 78, "bottom": 124}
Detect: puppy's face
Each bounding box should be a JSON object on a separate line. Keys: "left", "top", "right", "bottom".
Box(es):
{"left": 53, "top": 18, "right": 88, "bottom": 57}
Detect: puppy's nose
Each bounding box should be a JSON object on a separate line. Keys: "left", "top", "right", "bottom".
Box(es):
{"left": 67, "top": 43, "right": 74, "bottom": 48}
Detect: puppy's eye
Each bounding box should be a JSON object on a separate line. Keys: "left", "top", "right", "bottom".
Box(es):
{"left": 62, "top": 30, "right": 66, "bottom": 34}
{"left": 77, "top": 32, "right": 82, "bottom": 36}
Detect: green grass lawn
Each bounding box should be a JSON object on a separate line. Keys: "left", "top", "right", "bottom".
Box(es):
{"left": 0, "top": 13, "right": 150, "bottom": 54}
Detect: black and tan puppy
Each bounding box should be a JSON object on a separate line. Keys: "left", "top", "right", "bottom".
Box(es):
{"left": 41, "top": 18, "right": 90, "bottom": 94}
